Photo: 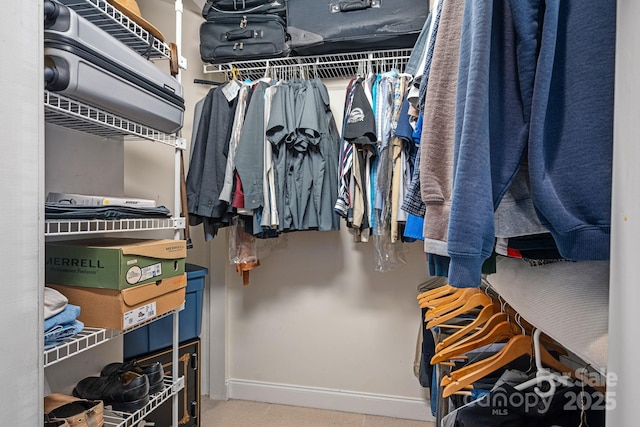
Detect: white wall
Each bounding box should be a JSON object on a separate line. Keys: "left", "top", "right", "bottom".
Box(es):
{"left": 224, "top": 80, "right": 431, "bottom": 420}
{"left": 136, "top": 2, "right": 432, "bottom": 421}
{"left": 1, "top": 1, "right": 44, "bottom": 423}
{"left": 607, "top": 1, "right": 639, "bottom": 425}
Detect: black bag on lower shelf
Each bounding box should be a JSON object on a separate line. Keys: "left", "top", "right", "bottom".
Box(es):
{"left": 131, "top": 338, "right": 201, "bottom": 427}
{"left": 287, "top": 0, "right": 429, "bottom": 56}
{"left": 200, "top": 13, "right": 289, "bottom": 64}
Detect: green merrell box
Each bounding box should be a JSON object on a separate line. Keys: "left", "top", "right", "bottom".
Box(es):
{"left": 45, "top": 238, "right": 186, "bottom": 290}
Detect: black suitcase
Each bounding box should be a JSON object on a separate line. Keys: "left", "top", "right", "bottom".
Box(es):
{"left": 202, "top": 0, "right": 286, "bottom": 17}
{"left": 287, "top": 0, "right": 429, "bottom": 56}
{"left": 200, "top": 12, "right": 289, "bottom": 64}
{"left": 44, "top": 0, "right": 185, "bottom": 134}
{"left": 132, "top": 338, "right": 201, "bottom": 427}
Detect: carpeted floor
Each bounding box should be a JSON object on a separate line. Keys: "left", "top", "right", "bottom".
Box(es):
{"left": 199, "top": 398, "right": 435, "bottom": 427}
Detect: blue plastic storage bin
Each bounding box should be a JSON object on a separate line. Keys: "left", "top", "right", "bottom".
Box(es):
{"left": 124, "top": 263, "right": 207, "bottom": 360}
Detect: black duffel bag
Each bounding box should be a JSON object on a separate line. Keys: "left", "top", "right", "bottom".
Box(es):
{"left": 200, "top": 13, "right": 290, "bottom": 64}
{"left": 288, "top": 0, "right": 429, "bottom": 56}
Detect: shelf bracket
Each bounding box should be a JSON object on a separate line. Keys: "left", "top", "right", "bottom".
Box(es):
{"left": 173, "top": 217, "right": 186, "bottom": 229}
{"left": 179, "top": 56, "right": 188, "bottom": 71}
{"left": 172, "top": 376, "right": 186, "bottom": 394}
{"left": 175, "top": 137, "right": 187, "bottom": 150}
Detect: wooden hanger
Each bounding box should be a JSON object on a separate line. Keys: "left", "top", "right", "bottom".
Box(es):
{"left": 419, "top": 287, "right": 470, "bottom": 309}
{"left": 441, "top": 334, "right": 533, "bottom": 398}
{"left": 435, "top": 319, "right": 519, "bottom": 369}
{"left": 417, "top": 284, "right": 457, "bottom": 303}
{"left": 424, "top": 288, "right": 482, "bottom": 320}
{"left": 434, "top": 303, "right": 500, "bottom": 352}
{"left": 441, "top": 332, "right": 576, "bottom": 397}
{"left": 436, "top": 312, "right": 509, "bottom": 353}
{"left": 426, "top": 293, "right": 494, "bottom": 329}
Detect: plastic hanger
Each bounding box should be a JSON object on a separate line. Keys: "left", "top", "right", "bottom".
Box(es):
{"left": 514, "top": 329, "right": 574, "bottom": 398}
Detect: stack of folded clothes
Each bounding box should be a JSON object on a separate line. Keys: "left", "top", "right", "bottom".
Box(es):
{"left": 44, "top": 287, "right": 84, "bottom": 349}
{"left": 44, "top": 202, "right": 172, "bottom": 220}
{"left": 72, "top": 359, "right": 164, "bottom": 412}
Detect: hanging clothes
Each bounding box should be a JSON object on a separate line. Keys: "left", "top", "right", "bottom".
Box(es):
{"left": 186, "top": 84, "right": 238, "bottom": 241}
{"left": 266, "top": 78, "right": 341, "bottom": 234}
{"left": 446, "top": 0, "right": 615, "bottom": 288}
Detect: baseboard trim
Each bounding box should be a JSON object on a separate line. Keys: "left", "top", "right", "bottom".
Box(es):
{"left": 226, "top": 379, "right": 434, "bottom": 422}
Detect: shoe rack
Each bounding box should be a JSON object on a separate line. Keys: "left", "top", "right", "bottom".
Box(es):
{"left": 43, "top": 0, "right": 188, "bottom": 426}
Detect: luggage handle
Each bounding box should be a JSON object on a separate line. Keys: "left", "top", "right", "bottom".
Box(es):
{"left": 225, "top": 28, "right": 260, "bottom": 41}
{"left": 330, "top": 0, "right": 380, "bottom": 13}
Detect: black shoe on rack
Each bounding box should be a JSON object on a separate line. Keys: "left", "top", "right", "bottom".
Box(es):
{"left": 100, "top": 360, "right": 165, "bottom": 394}
{"left": 73, "top": 371, "right": 149, "bottom": 412}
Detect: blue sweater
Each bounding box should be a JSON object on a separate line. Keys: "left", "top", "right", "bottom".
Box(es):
{"left": 447, "top": 0, "right": 615, "bottom": 288}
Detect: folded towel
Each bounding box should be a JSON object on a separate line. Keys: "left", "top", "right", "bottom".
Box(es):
{"left": 44, "top": 304, "right": 81, "bottom": 332}
{"left": 45, "top": 320, "right": 84, "bottom": 349}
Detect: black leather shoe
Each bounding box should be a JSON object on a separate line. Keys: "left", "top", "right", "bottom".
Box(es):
{"left": 101, "top": 360, "right": 165, "bottom": 394}
{"left": 73, "top": 371, "right": 149, "bottom": 412}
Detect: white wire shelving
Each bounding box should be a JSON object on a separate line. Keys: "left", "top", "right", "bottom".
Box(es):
{"left": 44, "top": 306, "right": 183, "bottom": 368}
{"left": 103, "top": 377, "right": 184, "bottom": 427}
{"left": 202, "top": 48, "right": 413, "bottom": 81}
{"left": 44, "top": 217, "right": 186, "bottom": 237}
{"left": 44, "top": 90, "right": 181, "bottom": 147}
{"left": 54, "top": 0, "right": 171, "bottom": 59}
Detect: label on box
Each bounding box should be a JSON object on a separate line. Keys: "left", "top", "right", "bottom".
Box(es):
{"left": 123, "top": 302, "right": 157, "bottom": 328}
{"left": 125, "top": 263, "right": 162, "bottom": 284}
{"left": 140, "top": 263, "right": 162, "bottom": 282}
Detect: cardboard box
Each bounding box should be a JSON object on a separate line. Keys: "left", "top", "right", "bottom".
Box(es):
{"left": 47, "top": 192, "right": 157, "bottom": 207}
{"left": 124, "top": 264, "right": 207, "bottom": 359}
{"left": 45, "top": 238, "right": 186, "bottom": 290}
{"left": 48, "top": 273, "right": 187, "bottom": 330}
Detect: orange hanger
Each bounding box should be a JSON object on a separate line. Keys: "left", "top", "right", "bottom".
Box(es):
{"left": 441, "top": 334, "right": 576, "bottom": 397}
{"left": 434, "top": 303, "right": 500, "bottom": 352}
{"left": 424, "top": 288, "right": 482, "bottom": 320}
{"left": 419, "top": 287, "right": 470, "bottom": 309}
{"left": 426, "top": 293, "right": 494, "bottom": 329}
{"left": 435, "top": 312, "right": 509, "bottom": 353}
{"left": 435, "top": 319, "right": 519, "bottom": 371}
{"left": 441, "top": 334, "right": 533, "bottom": 398}
{"left": 417, "top": 284, "right": 457, "bottom": 302}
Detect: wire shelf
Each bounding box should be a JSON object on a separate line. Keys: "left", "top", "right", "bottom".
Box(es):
{"left": 44, "top": 217, "right": 184, "bottom": 237}
{"left": 44, "top": 308, "right": 182, "bottom": 368}
{"left": 55, "top": 0, "right": 171, "bottom": 59}
{"left": 103, "top": 377, "right": 185, "bottom": 427}
{"left": 44, "top": 91, "right": 179, "bottom": 146}
{"left": 203, "top": 49, "right": 413, "bottom": 81}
